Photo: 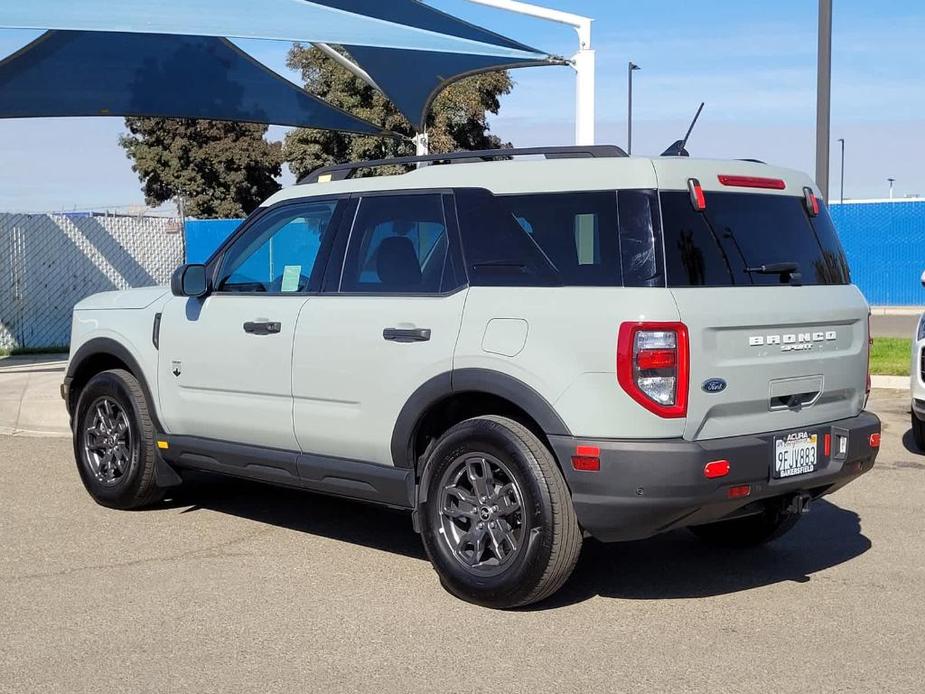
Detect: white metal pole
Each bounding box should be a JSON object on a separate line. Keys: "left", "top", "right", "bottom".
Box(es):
{"left": 466, "top": 0, "right": 595, "bottom": 145}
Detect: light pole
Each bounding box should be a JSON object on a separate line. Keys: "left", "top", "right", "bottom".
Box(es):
{"left": 888, "top": 178, "right": 896, "bottom": 200}
{"left": 837, "top": 138, "right": 845, "bottom": 203}
{"left": 816, "top": 0, "right": 833, "bottom": 200}
{"left": 627, "top": 62, "right": 640, "bottom": 155}
{"left": 467, "top": 0, "right": 596, "bottom": 145}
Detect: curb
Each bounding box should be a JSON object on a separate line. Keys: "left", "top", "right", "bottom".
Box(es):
{"left": 870, "top": 307, "right": 924, "bottom": 317}
{"left": 871, "top": 375, "right": 910, "bottom": 391}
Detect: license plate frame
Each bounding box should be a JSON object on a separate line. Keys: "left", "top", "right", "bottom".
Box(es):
{"left": 772, "top": 430, "right": 820, "bottom": 479}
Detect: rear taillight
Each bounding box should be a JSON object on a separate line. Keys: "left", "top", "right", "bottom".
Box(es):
{"left": 688, "top": 178, "right": 706, "bottom": 211}
{"left": 617, "top": 322, "right": 690, "bottom": 418}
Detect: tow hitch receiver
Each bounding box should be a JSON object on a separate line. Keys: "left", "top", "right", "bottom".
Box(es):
{"left": 787, "top": 493, "right": 812, "bottom": 515}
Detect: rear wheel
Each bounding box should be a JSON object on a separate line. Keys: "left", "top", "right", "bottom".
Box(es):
{"left": 912, "top": 412, "right": 925, "bottom": 452}
{"left": 73, "top": 369, "right": 163, "bottom": 509}
{"left": 689, "top": 498, "right": 802, "bottom": 547}
{"left": 419, "top": 416, "right": 582, "bottom": 609}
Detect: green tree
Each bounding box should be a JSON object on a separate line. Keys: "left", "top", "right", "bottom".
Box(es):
{"left": 120, "top": 118, "right": 283, "bottom": 218}
{"left": 284, "top": 44, "right": 513, "bottom": 180}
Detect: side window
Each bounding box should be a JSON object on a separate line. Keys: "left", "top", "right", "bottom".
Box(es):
{"left": 501, "top": 191, "right": 622, "bottom": 286}
{"left": 217, "top": 200, "right": 339, "bottom": 293}
{"left": 340, "top": 194, "right": 449, "bottom": 294}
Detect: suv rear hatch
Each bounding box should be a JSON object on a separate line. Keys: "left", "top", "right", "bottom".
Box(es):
{"left": 655, "top": 166, "right": 869, "bottom": 442}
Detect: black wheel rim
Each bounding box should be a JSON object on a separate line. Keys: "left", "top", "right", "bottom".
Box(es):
{"left": 82, "top": 396, "right": 133, "bottom": 487}
{"left": 436, "top": 452, "right": 526, "bottom": 576}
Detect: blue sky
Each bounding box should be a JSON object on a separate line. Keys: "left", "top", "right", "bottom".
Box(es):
{"left": 0, "top": 0, "right": 922, "bottom": 211}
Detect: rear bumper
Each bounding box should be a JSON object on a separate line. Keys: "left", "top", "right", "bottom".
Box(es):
{"left": 550, "top": 411, "right": 881, "bottom": 543}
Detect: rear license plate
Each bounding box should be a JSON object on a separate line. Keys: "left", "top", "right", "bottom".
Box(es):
{"left": 773, "top": 431, "right": 819, "bottom": 479}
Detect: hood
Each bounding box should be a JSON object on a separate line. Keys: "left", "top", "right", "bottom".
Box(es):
{"left": 74, "top": 286, "right": 170, "bottom": 311}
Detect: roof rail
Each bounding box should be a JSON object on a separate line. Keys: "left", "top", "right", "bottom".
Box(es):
{"left": 297, "top": 145, "right": 628, "bottom": 185}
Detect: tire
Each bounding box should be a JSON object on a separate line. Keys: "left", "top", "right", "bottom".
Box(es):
{"left": 689, "top": 498, "right": 801, "bottom": 547}
{"left": 419, "top": 416, "right": 582, "bottom": 609}
{"left": 73, "top": 369, "right": 164, "bottom": 509}
{"left": 913, "top": 412, "right": 925, "bottom": 452}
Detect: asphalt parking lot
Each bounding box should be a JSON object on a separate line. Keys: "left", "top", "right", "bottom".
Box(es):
{"left": 1, "top": 380, "right": 923, "bottom": 692}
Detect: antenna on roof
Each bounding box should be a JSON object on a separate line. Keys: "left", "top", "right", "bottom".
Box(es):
{"left": 661, "top": 102, "right": 705, "bottom": 157}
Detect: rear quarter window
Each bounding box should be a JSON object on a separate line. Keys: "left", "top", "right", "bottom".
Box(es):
{"left": 660, "top": 191, "right": 851, "bottom": 287}
{"left": 455, "top": 188, "right": 665, "bottom": 288}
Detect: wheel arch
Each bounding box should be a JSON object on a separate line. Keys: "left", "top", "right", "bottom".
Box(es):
{"left": 66, "top": 338, "right": 163, "bottom": 431}
{"left": 390, "top": 368, "right": 572, "bottom": 472}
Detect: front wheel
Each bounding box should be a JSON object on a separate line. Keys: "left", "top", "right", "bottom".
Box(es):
{"left": 912, "top": 412, "right": 925, "bottom": 452}
{"left": 419, "top": 416, "right": 582, "bottom": 609}
{"left": 73, "top": 369, "right": 164, "bottom": 509}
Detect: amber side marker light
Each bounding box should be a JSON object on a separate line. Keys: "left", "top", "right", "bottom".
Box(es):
{"left": 156, "top": 440, "right": 169, "bottom": 450}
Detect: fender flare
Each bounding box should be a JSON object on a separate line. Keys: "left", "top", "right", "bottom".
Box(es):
{"left": 390, "top": 368, "right": 571, "bottom": 469}
{"left": 65, "top": 337, "right": 164, "bottom": 431}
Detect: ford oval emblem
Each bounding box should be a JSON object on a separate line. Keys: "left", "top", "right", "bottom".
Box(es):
{"left": 702, "top": 378, "right": 727, "bottom": 394}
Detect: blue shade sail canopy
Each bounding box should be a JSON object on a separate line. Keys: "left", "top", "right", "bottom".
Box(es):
{"left": 0, "top": 31, "right": 384, "bottom": 133}
{"left": 0, "top": 0, "right": 562, "bottom": 131}
{"left": 1, "top": 0, "right": 549, "bottom": 59}
{"left": 344, "top": 45, "right": 552, "bottom": 130}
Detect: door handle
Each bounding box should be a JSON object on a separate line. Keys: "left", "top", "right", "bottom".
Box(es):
{"left": 383, "top": 328, "right": 431, "bottom": 343}
{"left": 243, "top": 321, "right": 282, "bottom": 335}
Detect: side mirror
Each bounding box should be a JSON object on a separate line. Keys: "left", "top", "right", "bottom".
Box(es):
{"left": 171, "top": 264, "right": 210, "bottom": 298}
{"left": 921, "top": 270, "right": 925, "bottom": 288}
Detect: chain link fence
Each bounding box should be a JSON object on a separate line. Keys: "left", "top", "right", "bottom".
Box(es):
{"left": 0, "top": 213, "right": 182, "bottom": 351}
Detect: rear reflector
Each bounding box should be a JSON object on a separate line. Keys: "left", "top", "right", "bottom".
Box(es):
{"left": 718, "top": 175, "right": 786, "bottom": 190}
{"left": 688, "top": 178, "right": 706, "bottom": 211}
{"left": 703, "top": 460, "right": 731, "bottom": 479}
{"left": 728, "top": 485, "right": 752, "bottom": 499}
{"left": 572, "top": 445, "right": 601, "bottom": 472}
{"left": 869, "top": 433, "right": 881, "bottom": 448}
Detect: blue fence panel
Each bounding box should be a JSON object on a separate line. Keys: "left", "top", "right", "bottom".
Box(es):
{"left": 185, "top": 199, "right": 925, "bottom": 305}
{"left": 184, "top": 219, "right": 242, "bottom": 264}
{"left": 830, "top": 201, "right": 925, "bottom": 306}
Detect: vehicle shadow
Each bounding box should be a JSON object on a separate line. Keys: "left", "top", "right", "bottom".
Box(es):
{"left": 162, "top": 475, "right": 870, "bottom": 609}
{"left": 162, "top": 472, "right": 427, "bottom": 561}
{"left": 532, "top": 498, "right": 870, "bottom": 610}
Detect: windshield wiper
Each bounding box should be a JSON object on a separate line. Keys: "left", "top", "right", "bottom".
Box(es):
{"left": 745, "top": 261, "right": 802, "bottom": 286}
{"left": 473, "top": 261, "right": 527, "bottom": 270}
{"left": 744, "top": 262, "right": 799, "bottom": 274}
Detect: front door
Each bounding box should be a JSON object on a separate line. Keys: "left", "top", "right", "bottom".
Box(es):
{"left": 157, "top": 198, "right": 344, "bottom": 451}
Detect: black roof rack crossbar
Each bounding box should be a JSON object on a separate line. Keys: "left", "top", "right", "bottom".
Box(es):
{"left": 297, "top": 145, "right": 628, "bottom": 184}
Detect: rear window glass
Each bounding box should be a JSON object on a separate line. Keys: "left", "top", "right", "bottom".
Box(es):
{"left": 660, "top": 191, "right": 850, "bottom": 287}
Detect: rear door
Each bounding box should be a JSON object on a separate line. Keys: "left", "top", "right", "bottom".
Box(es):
{"left": 658, "top": 184, "right": 869, "bottom": 442}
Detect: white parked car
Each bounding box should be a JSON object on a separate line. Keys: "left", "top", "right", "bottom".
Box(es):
{"left": 912, "top": 272, "right": 925, "bottom": 450}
